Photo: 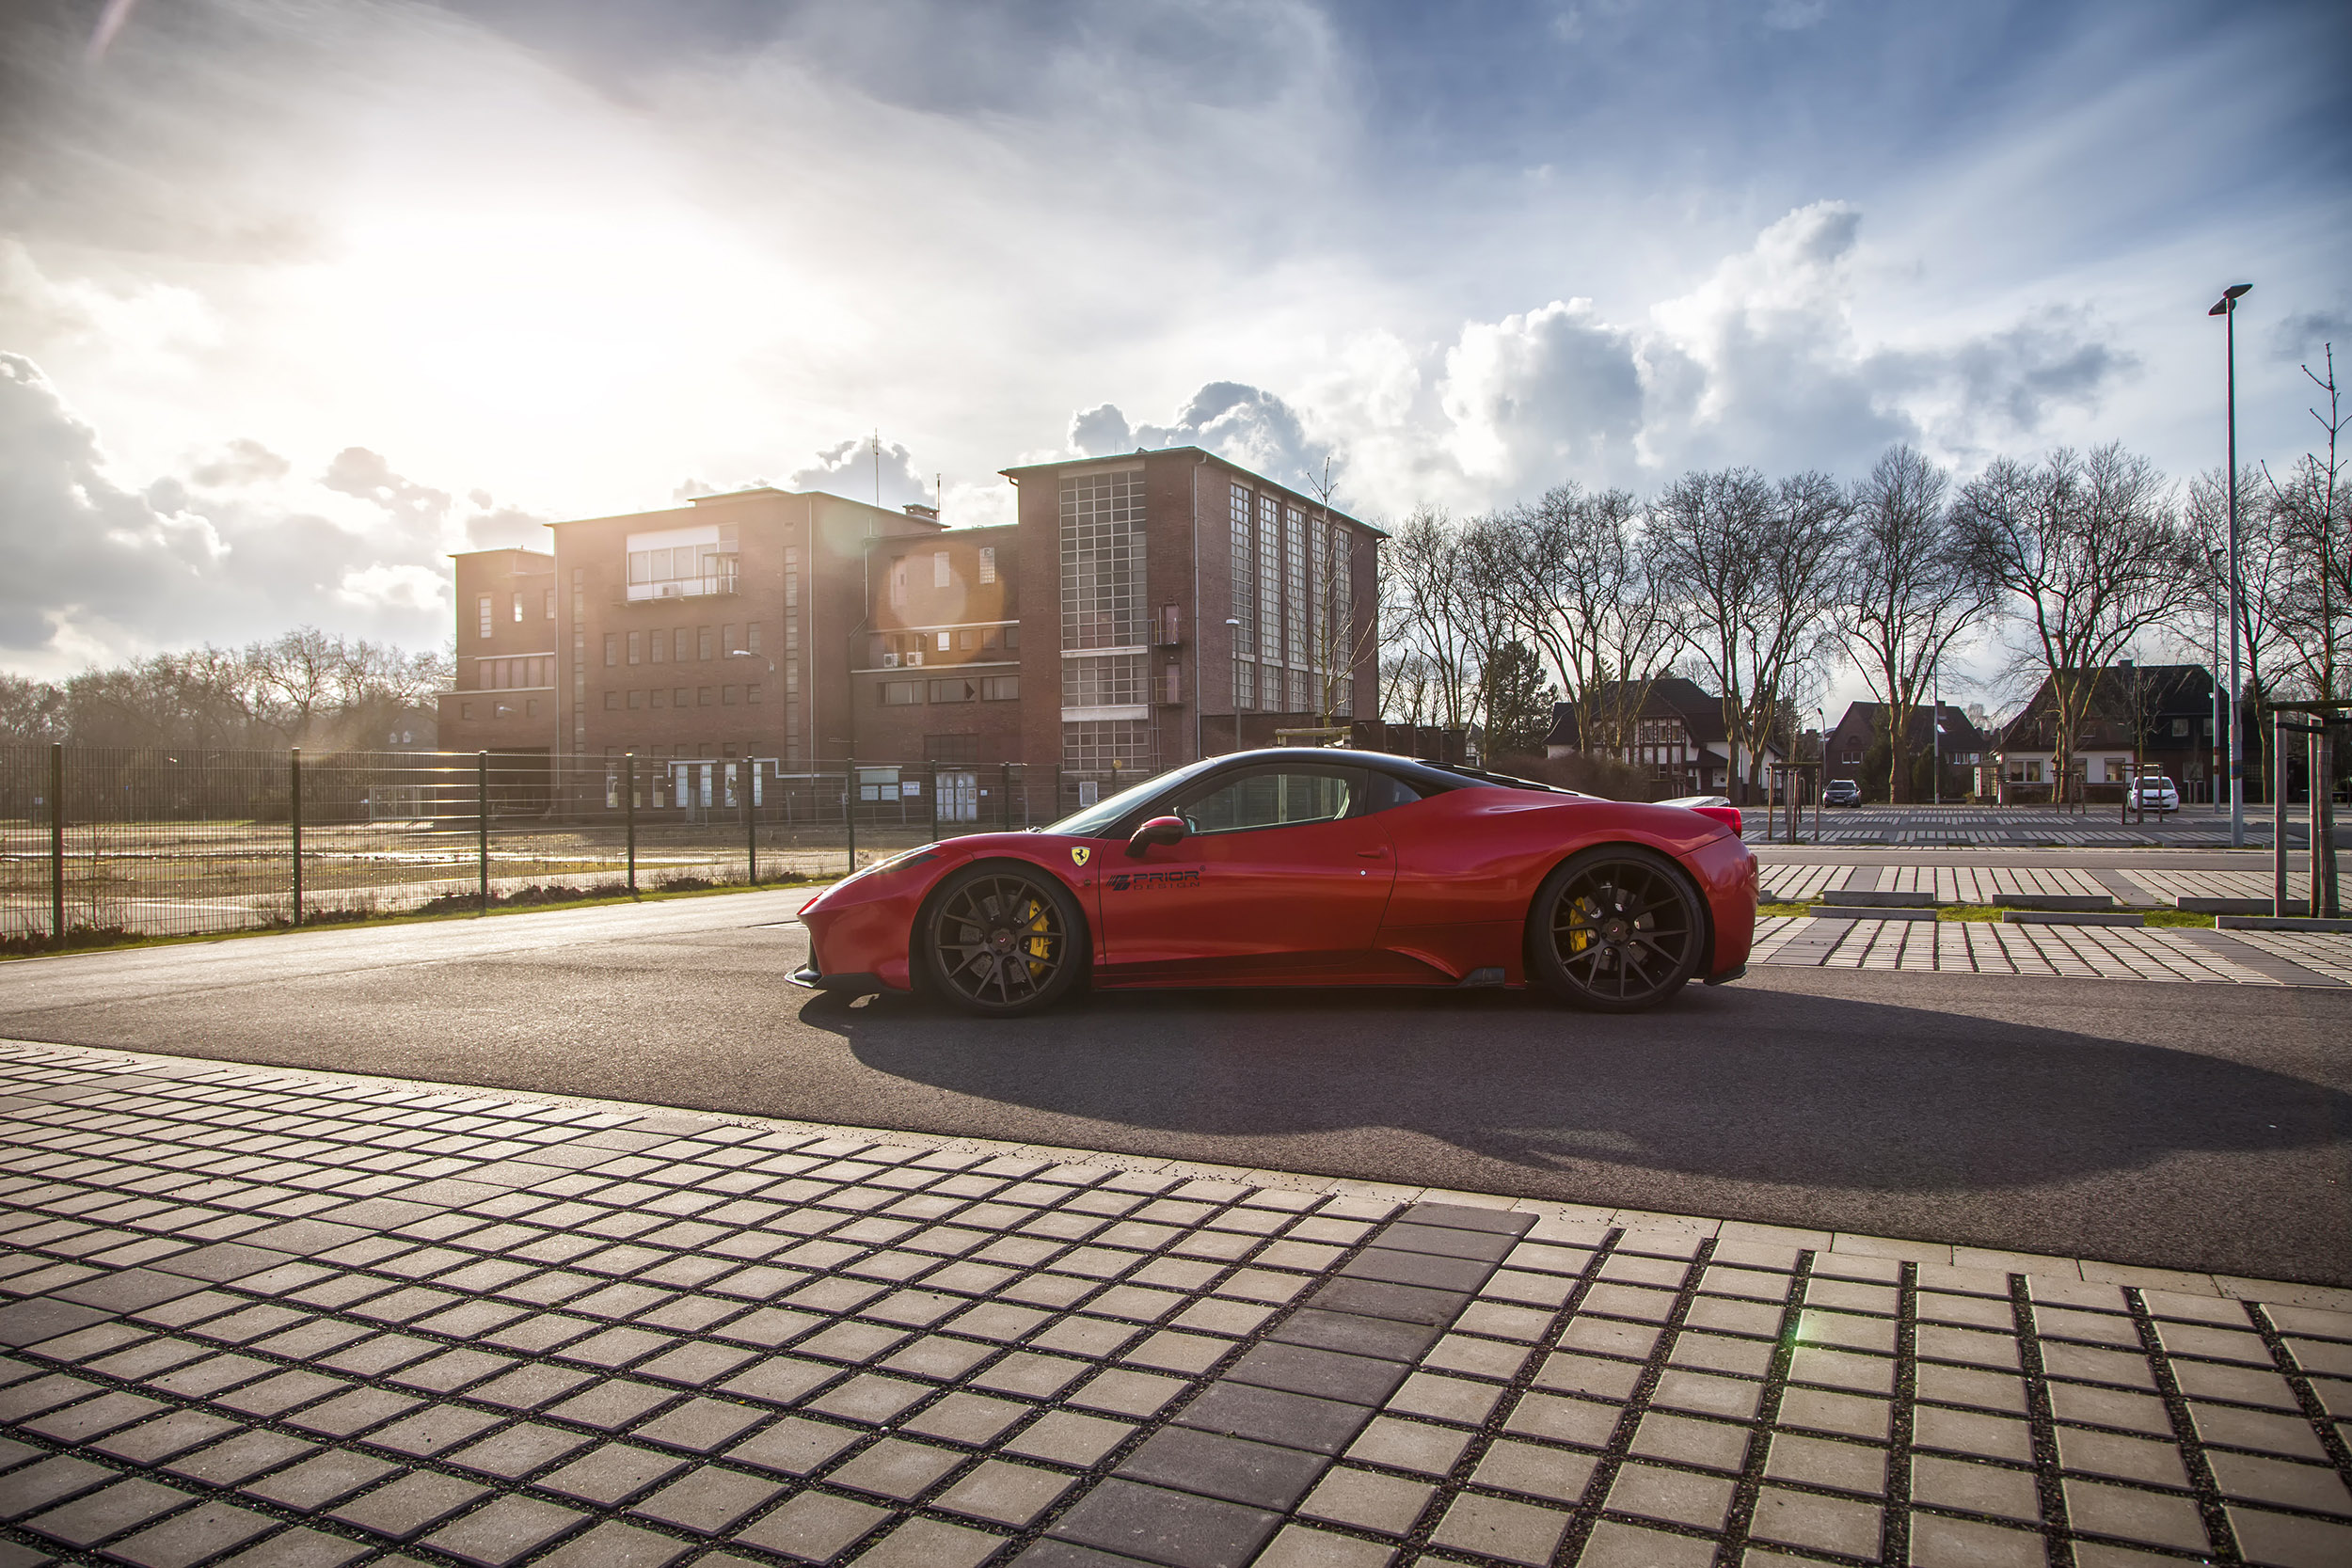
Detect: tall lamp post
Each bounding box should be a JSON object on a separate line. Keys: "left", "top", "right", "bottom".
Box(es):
{"left": 2209, "top": 282, "right": 2251, "bottom": 846}
{"left": 2206, "top": 548, "right": 2226, "bottom": 811}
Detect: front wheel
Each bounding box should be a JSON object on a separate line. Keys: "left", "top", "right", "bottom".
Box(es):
{"left": 919, "top": 864, "right": 1087, "bottom": 1017}
{"left": 1526, "top": 847, "right": 1706, "bottom": 1013}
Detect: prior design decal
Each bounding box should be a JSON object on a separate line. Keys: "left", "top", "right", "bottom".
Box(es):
{"left": 1070, "top": 847, "right": 1090, "bottom": 867}
{"left": 1107, "top": 868, "right": 1201, "bottom": 893}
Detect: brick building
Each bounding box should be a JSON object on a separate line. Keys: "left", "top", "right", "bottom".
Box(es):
{"left": 436, "top": 449, "right": 1382, "bottom": 800}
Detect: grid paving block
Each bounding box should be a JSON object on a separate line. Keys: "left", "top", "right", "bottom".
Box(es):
{"left": 1005, "top": 1410, "right": 1136, "bottom": 1467}
{"left": 1050, "top": 1476, "right": 1282, "bottom": 1568}
{"left": 285, "top": 1384, "right": 420, "bottom": 1436}
{"left": 420, "top": 1495, "right": 587, "bottom": 1566}
{"left": 2204, "top": 1449, "right": 2352, "bottom": 1514}
{"left": 1470, "top": 1437, "right": 1599, "bottom": 1504}
{"left": 1648, "top": 1370, "right": 1760, "bottom": 1423}
{"left": 1748, "top": 1485, "right": 1883, "bottom": 1559}
{"left": 1428, "top": 1491, "right": 1568, "bottom": 1566}
{"left": 1385, "top": 1370, "right": 1502, "bottom": 1425}
{"left": 977, "top": 1350, "right": 1093, "bottom": 1397}
{"left": 808, "top": 1372, "right": 931, "bottom": 1424}
{"left": 1342, "top": 1415, "right": 1473, "bottom": 1476}
{"left": 447, "top": 1419, "right": 597, "bottom": 1480}
{"left": 1176, "top": 1380, "right": 1377, "bottom": 1456}
{"left": 103, "top": 1498, "right": 277, "bottom": 1568}
{"left": 1503, "top": 1390, "right": 1623, "bottom": 1448}
{"left": 934, "top": 1457, "right": 1078, "bottom": 1526}
{"left": 1118, "top": 1426, "right": 1328, "bottom": 1511}
{"left": 1072, "top": 1369, "right": 1186, "bottom": 1418}
{"left": 93, "top": 1406, "right": 241, "bottom": 1464}
{"left": 25, "top": 1477, "right": 190, "bottom": 1548}
{"left": 1604, "top": 1460, "right": 1736, "bottom": 1531}
{"left": 243, "top": 1449, "right": 401, "bottom": 1510}
{"left": 848, "top": 1514, "right": 1005, "bottom": 1568}
{"left": 1575, "top": 1519, "right": 1717, "bottom": 1568}
{"left": 733, "top": 1490, "right": 892, "bottom": 1563}
{"left": 827, "top": 1436, "right": 968, "bottom": 1501}
{"left": 540, "top": 1442, "right": 689, "bottom": 1506}
{"left": 18, "top": 1387, "right": 163, "bottom": 1441}
{"left": 0, "top": 1454, "right": 113, "bottom": 1519}
{"left": 2055, "top": 1426, "right": 2191, "bottom": 1487}
{"left": 544, "top": 1377, "right": 676, "bottom": 1430}
{"left": 1563, "top": 1318, "right": 1662, "bottom": 1360}
{"left": 727, "top": 1415, "right": 864, "bottom": 1475}
{"left": 1764, "top": 1432, "right": 1888, "bottom": 1495}
{"left": 632, "top": 1394, "right": 769, "bottom": 1453}
{"left": 1304, "top": 1278, "right": 1467, "bottom": 1327}
{"left": 720, "top": 1354, "right": 837, "bottom": 1405}
{"left": 1910, "top": 1453, "right": 2041, "bottom": 1523}
{"left": 2061, "top": 1479, "right": 2210, "bottom": 1552}
{"left": 904, "top": 1391, "right": 1033, "bottom": 1445}
{"left": 326, "top": 1469, "right": 490, "bottom": 1539}
{"left": 1530, "top": 1351, "right": 1644, "bottom": 1402}
{"left": 368, "top": 1403, "right": 505, "bottom": 1457}
{"left": 167, "top": 1428, "right": 317, "bottom": 1486}
{"left": 2226, "top": 1505, "right": 2352, "bottom": 1568}
{"left": 2186, "top": 1402, "right": 2330, "bottom": 1459}
{"left": 1298, "top": 1465, "right": 1433, "bottom": 1536}
{"left": 532, "top": 1519, "right": 692, "bottom": 1568}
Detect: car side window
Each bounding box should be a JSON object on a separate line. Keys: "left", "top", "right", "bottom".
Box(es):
{"left": 1359, "top": 771, "right": 1424, "bottom": 814}
{"left": 1178, "top": 768, "right": 1362, "bottom": 835}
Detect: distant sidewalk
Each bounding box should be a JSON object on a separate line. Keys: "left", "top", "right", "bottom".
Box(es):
{"left": 2, "top": 1041, "right": 2348, "bottom": 1568}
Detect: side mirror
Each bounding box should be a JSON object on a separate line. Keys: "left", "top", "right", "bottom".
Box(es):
{"left": 1126, "top": 815, "right": 1187, "bottom": 858}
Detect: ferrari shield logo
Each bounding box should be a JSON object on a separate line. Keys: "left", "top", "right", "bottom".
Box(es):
{"left": 1070, "top": 846, "right": 1091, "bottom": 867}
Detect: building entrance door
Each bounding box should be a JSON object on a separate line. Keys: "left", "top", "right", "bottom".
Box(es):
{"left": 938, "top": 770, "right": 979, "bottom": 823}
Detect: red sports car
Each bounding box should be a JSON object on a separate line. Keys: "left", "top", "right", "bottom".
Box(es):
{"left": 792, "top": 748, "right": 1756, "bottom": 1016}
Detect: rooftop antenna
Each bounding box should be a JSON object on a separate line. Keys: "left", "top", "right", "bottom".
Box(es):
{"left": 871, "top": 429, "right": 881, "bottom": 507}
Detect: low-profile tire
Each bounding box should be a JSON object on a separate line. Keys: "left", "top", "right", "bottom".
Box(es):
{"left": 1526, "top": 846, "right": 1706, "bottom": 1013}
{"left": 919, "top": 863, "right": 1088, "bottom": 1018}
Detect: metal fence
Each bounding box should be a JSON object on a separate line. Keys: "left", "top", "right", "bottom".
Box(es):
{"left": 1, "top": 746, "right": 1109, "bottom": 945}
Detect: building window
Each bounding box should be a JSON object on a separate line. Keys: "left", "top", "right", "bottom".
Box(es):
{"left": 927, "top": 735, "right": 980, "bottom": 766}
{"left": 526, "top": 698, "right": 539, "bottom": 718}
{"left": 936, "top": 631, "right": 951, "bottom": 653}
{"left": 748, "top": 622, "right": 762, "bottom": 654}
{"left": 747, "top": 684, "right": 763, "bottom": 704}
{"left": 651, "top": 689, "right": 666, "bottom": 708}
{"left": 649, "top": 629, "right": 664, "bottom": 665}
{"left": 890, "top": 559, "right": 908, "bottom": 609}
{"left": 628, "top": 689, "right": 644, "bottom": 709}
{"left": 603, "top": 692, "right": 618, "bottom": 710}
{"left": 628, "top": 631, "right": 642, "bottom": 665}
{"left": 1284, "top": 504, "right": 1307, "bottom": 669}
{"left": 1064, "top": 655, "right": 1144, "bottom": 708}
{"left": 461, "top": 702, "right": 475, "bottom": 721}
{"left": 978, "top": 546, "right": 996, "bottom": 584}
{"left": 1061, "top": 469, "right": 1146, "bottom": 650}
{"left": 674, "top": 687, "right": 689, "bottom": 707}
{"left": 2171, "top": 718, "right": 2189, "bottom": 736}
{"left": 1062, "top": 719, "right": 1150, "bottom": 774}
{"left": 697, "top": 686, "right": 714, "bottom": 706}
{"left": 1258, "top": 493, "right": 1281, "bottom": 664}
{"left": 723, "top": 623, "right": 736, "bottom": 654}
{"left": 603, "top": 634, "right": 617, "bottom": 667}
{"left": 698, "top": 627, "right": 714, "bottom": 660}
{"left": 880, "top": 680, "right": 921, "bottom": 706}
{"left": 723, "top": 685, "right": 739, "bottom": 705}
{"left": 1234, "top": 657, "right": 1256, "bottom": 709}
{"left": 980, "top": 675, "right": 1019, "bottom": 702}
{"left": 626, "top": 540, "right": 728, "bottom": 596}
{"left": 929, "top": 678, "right": 977, "bottom": 704}
{"left": 513, "top": 592, "right": 523, "bottom": 623}
{"left": 934, "top": 551, "right": 951, "bottom": 588}
{"left": 479, "top": 595, "right": 494, "bottom": 639}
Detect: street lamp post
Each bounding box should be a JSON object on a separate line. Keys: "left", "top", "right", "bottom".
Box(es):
{"left": 2206, "top": 548, "right": 2225, "bottom": 812}
{"left": 2209, "top": 282, "right": 2251, "bottom": 846}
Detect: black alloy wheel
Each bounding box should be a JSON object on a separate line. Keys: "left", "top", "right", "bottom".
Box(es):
{"left": 921, "top": 865, "right": 1085, "bottom": 1017}
{"left": 1527, "top": 847, "right": 1705, "bottom": 1012}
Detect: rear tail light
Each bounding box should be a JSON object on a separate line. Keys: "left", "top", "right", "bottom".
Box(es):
{"left": 1692, "top": 805, "right": 1742, "bottom": 834}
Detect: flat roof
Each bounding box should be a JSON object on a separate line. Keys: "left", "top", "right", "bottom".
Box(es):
{"left": 997, "top": 446, "right": 1384, "bottom": 538}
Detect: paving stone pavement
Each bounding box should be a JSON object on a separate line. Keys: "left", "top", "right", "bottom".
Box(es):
{"left": 4, "top": 1041, "right": 2352, "bottom": 1568}
{"left": 1748, "top": 916, "right": 2352, "bottom": 987}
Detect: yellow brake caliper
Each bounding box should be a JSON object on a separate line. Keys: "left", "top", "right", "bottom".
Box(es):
{"left": 1022, "top": 897, "right": 1052, "bottom": 975}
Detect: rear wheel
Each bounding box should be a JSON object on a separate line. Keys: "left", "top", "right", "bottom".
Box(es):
{"left": 1527, "top": 847, "right": 1705, "bottom": 1012}
{"left": 920, "top": 864, "right": 1086, "bottom": 1017}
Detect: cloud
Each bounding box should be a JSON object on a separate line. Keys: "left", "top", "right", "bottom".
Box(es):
{"left": 786, "top": 437, "right": 936, "bottom": 512}
{"left": 2270, "top": 308, "right": 2350, "bottom": 364}
{"left": 187, "top": 437, "right": 289, "bottom": 488}
{"left": 1072, "top": 384, "right": 1340, "bottom": 498}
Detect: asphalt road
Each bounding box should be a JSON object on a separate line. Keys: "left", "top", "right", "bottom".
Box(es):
{"left": 1, "top": 891, "right": 2345, "bottom": 1286}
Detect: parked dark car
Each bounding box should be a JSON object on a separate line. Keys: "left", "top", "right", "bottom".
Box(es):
{"left": 1822, "top": 779, "right": 1864, "bottom": 807}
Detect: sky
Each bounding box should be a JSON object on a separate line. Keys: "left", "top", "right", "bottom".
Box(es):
{"left": 1, "top": 0, "right": 2346, "bottom": 713}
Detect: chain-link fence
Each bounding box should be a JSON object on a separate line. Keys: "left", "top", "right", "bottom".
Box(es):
{"left": 0, "top": 746, "right": 1102, "bottom": 946}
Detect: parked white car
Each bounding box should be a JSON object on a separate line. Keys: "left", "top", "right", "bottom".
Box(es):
{"left": 2134, "top": 775, "right": 2180, "bottom": 815}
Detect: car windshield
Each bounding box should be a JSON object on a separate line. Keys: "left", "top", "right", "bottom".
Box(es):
{"left": 1044, "top": 757, "right": 1223, "bottom": 838}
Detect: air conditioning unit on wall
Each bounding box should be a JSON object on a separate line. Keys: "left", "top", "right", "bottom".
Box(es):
{"left": 906, "top": 651, "right": 923, "bottom": 667}
{"left": 882, "top": 653, "right": 899, "bottom": 668}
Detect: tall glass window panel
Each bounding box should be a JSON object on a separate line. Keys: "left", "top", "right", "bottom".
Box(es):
{"left": 1060, "top": 470, "right": 1147, "bottom": 651}
{"left": 1257, "top": 494, "right": 1281, "bottom": 664}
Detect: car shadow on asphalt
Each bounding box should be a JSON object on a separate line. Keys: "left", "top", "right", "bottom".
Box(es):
{"left": 802, "top": 979, "right": 2351, "bottom": 1204}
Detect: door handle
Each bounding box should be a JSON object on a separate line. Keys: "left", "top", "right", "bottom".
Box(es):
{"left": 1357, "top": 847, "right": 1389, "bottom": 859}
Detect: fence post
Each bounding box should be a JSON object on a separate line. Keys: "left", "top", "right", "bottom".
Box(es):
{"left": 48, "top": 743, "right": 64, "bottom": 947}
{"left": 477, "top": 751, "right": 490, "bottom": 914}
{"left": 2310, "top": 727, "right": 2329, "bottom": 918}
{"left": 845, "top": 757, "right": 856, "bottom": 875}
{"left": 2271, "top": 710, "right": 2289, "bottom": 915}
{"left": 930, "top": 761, "right": 939, "bottom": 844}
{"left": 290, "top": 748, "right": 303, "bottom": 927}
{"left": 1003, "top": 762, "right": 1012, "bottom": 832}
{"left": 625, "top": 752, "right": 638, "bottom": 896}
{"left": 745, "top": 760, "right": 758, "bottom": 886}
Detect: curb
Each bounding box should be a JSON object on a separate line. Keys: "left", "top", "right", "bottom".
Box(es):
{"left": 1994, "top": 894, "right": 2119, "bottom": 911}
{"left": 2219, "top": 914, "right": 2352, "bottom": 932}
{"left": 2178, "top": 896, "right": 2275, "bottom": 915}
{"left": 1820, "top": 890, "right": 1945, "bottom": 908}
{"left": 1807, "top": 906, "right": 1938, "bottom": 922}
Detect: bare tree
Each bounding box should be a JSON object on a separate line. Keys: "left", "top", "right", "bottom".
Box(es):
{"left": 1474, "top": 483, "right": 1681, "bottom": 763}
{"left": 1651, "top": 467, "right": 1851, "bottom": 801}
{"left": 1954, "top": 444, "right": 2195, "bottom": 806}
{"left": 1382, "top": 508, "right": 1493, "bottom": 731}
{"left": 2185, "top": 467, "right": 2292, "bottom": 799}
{"left": 1837, "top": 446, "right": 1996, "bottom": 802}
{"left": 2263, "top": 344, "right": 2348, "bottom": 705}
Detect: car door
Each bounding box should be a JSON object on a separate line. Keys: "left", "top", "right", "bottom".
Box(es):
{"left": 1096, "top": 762, "right": 1397, "bottom": 982}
